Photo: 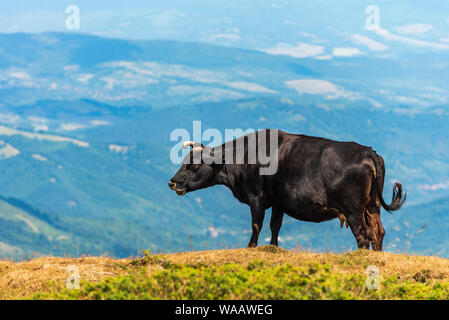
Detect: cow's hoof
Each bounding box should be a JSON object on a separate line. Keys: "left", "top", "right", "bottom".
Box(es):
{"left": 246, "top": 243, "right": 257, "bottom": 248}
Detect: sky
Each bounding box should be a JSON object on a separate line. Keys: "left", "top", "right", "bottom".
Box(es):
{"left": 2, "top": 0, "right": 449, "bottom": 58}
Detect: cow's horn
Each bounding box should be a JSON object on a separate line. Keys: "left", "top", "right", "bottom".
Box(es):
{"left": 183, "top": 141, "right": 204, "bottom": 152}
{"left": 192, "top": 146, "right": 204, "bottom": 152}
{"left": 182, "top": 141, "right": 195, "bottom": 149}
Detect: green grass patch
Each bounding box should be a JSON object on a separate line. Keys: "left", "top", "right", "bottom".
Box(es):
{"left": 32, "top": 254, "right": 449, "bottom": 300}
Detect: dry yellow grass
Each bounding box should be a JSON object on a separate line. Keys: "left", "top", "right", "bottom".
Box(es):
{"left": 161, "top": 247, "right": 449, "bottom": 284}
{"left": 0, "top": 256, "right": 129, "bottom": 299}
{"left": 1, "top": 247, "right": 449, "bottom": 299}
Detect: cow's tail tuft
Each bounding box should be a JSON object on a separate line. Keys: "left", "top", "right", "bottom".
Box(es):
{"left": 387, "top": 182, "right": 407, "bottom": 212}
{"left": 368, "top": 150, "right": 406, "bottom": 213}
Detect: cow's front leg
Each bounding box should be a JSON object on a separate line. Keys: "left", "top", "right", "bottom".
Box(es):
{"left": 247, "top": 205, "right": 265, "bottom": 248}
{"left": 270, "top": 206, "right": 284, "bottom": 246}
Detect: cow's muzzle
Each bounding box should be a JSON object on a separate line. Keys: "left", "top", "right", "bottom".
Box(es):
{"left": 168, "top": 180, "right": 187, "bottom": 196}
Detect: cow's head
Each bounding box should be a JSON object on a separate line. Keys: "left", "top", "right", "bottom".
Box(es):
{"left": 169, "top": 141, "right": 221, "bottom": 196}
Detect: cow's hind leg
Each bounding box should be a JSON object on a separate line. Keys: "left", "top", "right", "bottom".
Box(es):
{"left": 346, "top": 212, "right": 371, "bottom": 249}
{"left": 247, "top": 205, "right": 265, "bottom": 248}
{"left": 364, "top": 180, "right": 385, "bottom": 250}
{"left": 337, "top": 170, "right": 374, "bottom": 250}
{"left": 270, "top": 206, "right": 284, "bottom": 246}
{"left": 365, "top": 207, "right": 385, "bottom": 251}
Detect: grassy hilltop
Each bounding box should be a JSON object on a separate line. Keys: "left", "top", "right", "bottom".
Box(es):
{"left": 1, "top": 246, "right": 449, "bottom": 300}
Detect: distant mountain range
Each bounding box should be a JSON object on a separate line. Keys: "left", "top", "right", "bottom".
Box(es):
{"left": 0, "top": 32, "right": 448, "bottom": 258}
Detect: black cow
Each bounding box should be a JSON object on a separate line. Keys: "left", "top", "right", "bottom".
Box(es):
{"left": 169, "top": 129, "right": 406, "bottom": 250}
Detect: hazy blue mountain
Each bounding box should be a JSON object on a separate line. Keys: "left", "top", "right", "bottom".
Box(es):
{"left": 2, "top": 0, "right": 449, "bottom": 57}
{"left": 1, "top": 32, "right": 448, "bottom": 110}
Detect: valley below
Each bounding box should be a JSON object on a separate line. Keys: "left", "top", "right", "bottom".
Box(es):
{"left": 0, "top": 32, "right": 448, "bottom": 259}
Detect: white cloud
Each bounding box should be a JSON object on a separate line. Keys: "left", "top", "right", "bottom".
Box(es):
{"left": 28, "top": 116, "right": 49, "bottom": 132}
{"left": 28, "top": 116, "right": 48, "bottom": 123}
{"left": 299, "top": 32, "right": 315, "bottom": 38}
{"left": 290, "top": 113, "right": 306, "bottom": 122}
{"left": 207, "top": 27, "right": 240, "bottom": 41}
{"left": 32, "top": 124, "right": 49, "bottom": 132}
{"left": 262, "top": 42, "right": 324, "bottom": 58}
{"left": 332, "top": 47, "right": 365, "bottom": 57}
{"left": 109, "top": 144, "right": 128, "bottom": 154}
{"left": 280, "top": 98, "right": 294, "bottom": 105}
{"left": 166, "top": 85, "right": 199, "bottom": 95}
{"left": 285, "top": 79, "right": 353, "bottom": 99}
{"left": 418, "top": 180, "right": 449, "bottom": 191}
{"left": 8, "top": 71, "right": 30, "bottom": 80}
{"left": 369, "top": 27, "right": 449, "bottom": 50}
{"left": 32, "top": 154, "right": 47, "bottom": 162}
{"left": 417, "top": 93, "right": 448, "bottom": 103}
{"left": 2, "top": 69, "right": 37, "bottom": 88}
{"left": 0, "top": 125, "right": 88, "bottom": 147}
{"left": 367, "top": 98, "right": 383, "bottom": 108}
{"left": 64, "top": 65, "right": 79, "bottom": 72}
{"left": 102, "top": 61, "right": 224, "bottom": 85}
{"left": 0, "top": 141, "right": 20, "bottom": 160}
{"left": 315, "top": 54, "right": 333, "bottom": 60}
{"left": 191, "top": 89, "right": 244, "bottom": 103}
{"left": 77, "top": 74, "right": 94, "bottom": 83}
{"left": 90, "top": 120, "right": 110, "bottom": 126}
{"left": 58, "top": 123, "right": 86, "bottom": 131}
{"left": 286, "top": 79, "right": 339, "bottom": 95}
{"left": 393, "top": 96, "right": 428, "bottom": 106}
{"left": 208, "top": 225, "right": 225, "bottom": 238}
{"left": 224, "top": 81, "right": 276, "bottom": 94}
{"left": 395, "top": 23, "right": 433, "bottom": 35}
{"left": 101, "top": 77, "right": 115, "bottom": 90}
{"left": 351, "top": 34, "right": 388, "bottom": 51}
{"left": 167, "top": 85, "right": 244, "bottom": 102}
{"left": 0, "top": 113, "right": 20, "bottom": 125}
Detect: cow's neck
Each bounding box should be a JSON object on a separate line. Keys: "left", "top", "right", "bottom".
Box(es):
{"left": 215, "top": 164, "right": 248, "bottom": 203}
{"left": 215, "top": 164, "right": 231, "bottom": 187}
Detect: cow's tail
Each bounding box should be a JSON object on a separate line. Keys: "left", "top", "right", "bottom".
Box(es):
{"left": 367, "top": 149, "right": 406, "bottom": 213}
